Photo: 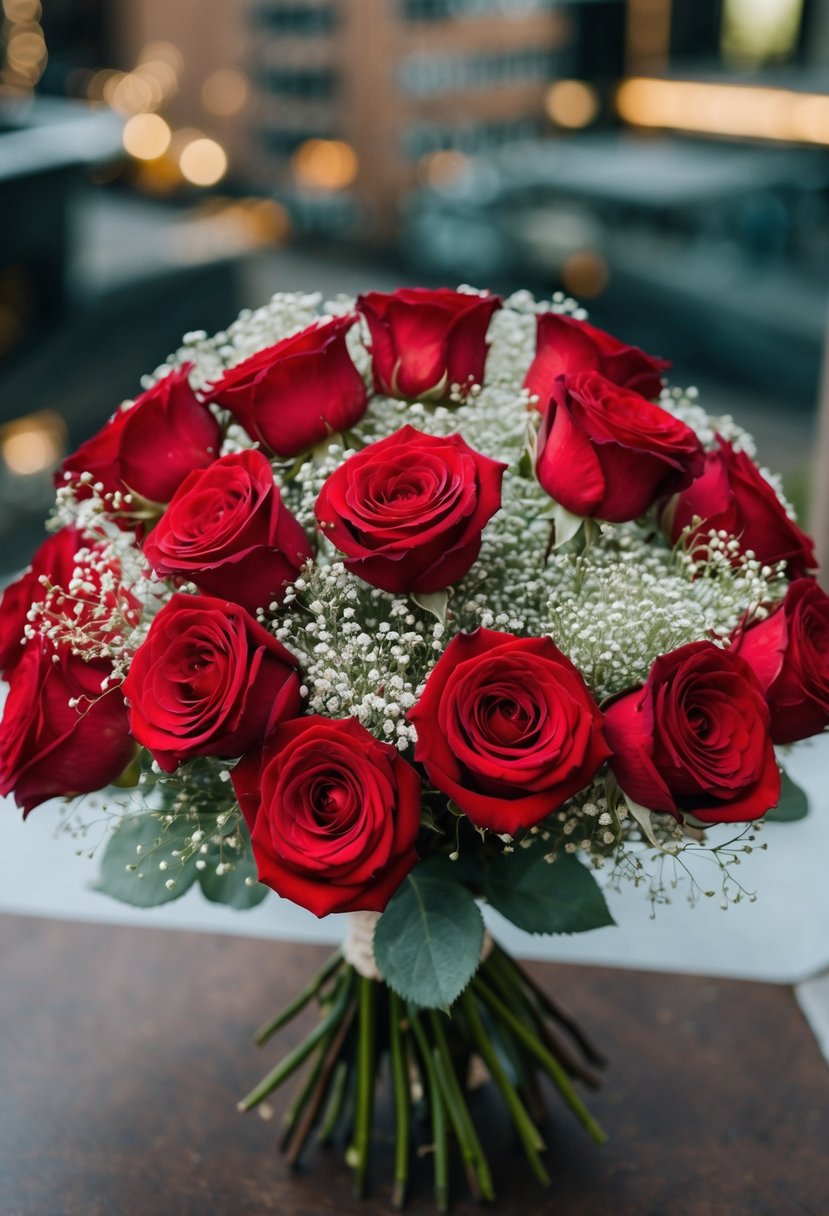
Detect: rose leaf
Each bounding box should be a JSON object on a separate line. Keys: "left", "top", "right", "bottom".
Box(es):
{"left": 484, "top": 847, "right": 615, "bottom": 936}
{"left": 764, "top": 768, "right": 809, "bottom": 822}
{"left": 373, "top": 857, "right": 484, "bottom": 1010}
{"left": 92, "top": 812, "right": 199, "bottom": 908}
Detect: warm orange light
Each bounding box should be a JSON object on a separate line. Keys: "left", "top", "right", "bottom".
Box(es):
{"left": 561, "top": 250, "right": 610, "bottom": 299}
{"left": 546, "top": 80, "right": 600, "bottom": 129}
{"left": 291, "top": 139, "right": 358, "bottom": 191}
{"left": 179, "top": 137, "right": 228, "bottom": 187}
{"left": 2, "top": 0, "right": 41, "bottom": 20}
{"left": 420, "top": 149, "right": 469, "bottom": 188}
{"left": 123, "top": 113, "right": 172, "bottom": 160}
{"left": 140, "top": 41, "right": 183, "bottom": 75}
{"left": 243, "top": 198, "right": 292, "bottom": 243}
{"left": 6, "top": 27, "right": 46, "bottom": 70}
{"left": 111, "top": 70, "right": 157, "bottom": 115}
{"left": 202, "top": 68, "right": 249, "bottom": 116}
{"left": 1, "top": 411, "right": 66, "bottom": 476}
{"left": 617, "top": 77, "right": 829, "bottom": 146}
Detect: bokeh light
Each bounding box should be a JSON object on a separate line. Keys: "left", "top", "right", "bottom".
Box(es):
{"left": 546, "top": 80, "right": 600, "bottom": 129}
{"left": 202, "top": 68, "right": 249, "bottom": 117}
{"left": 179, "top": 138, "right": 228, "bottom": 187}
{"left": 123, "top": 113, "right": 172, "bottom": 161}
{"left": 291, "top": 139, "right": 359, "bottom": 191}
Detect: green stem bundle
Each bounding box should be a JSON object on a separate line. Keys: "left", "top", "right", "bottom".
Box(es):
{"left": 239, "top": 942, "right": 606, "bottom": 1208}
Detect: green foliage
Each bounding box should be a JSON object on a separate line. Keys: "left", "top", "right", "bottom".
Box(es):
{"left": 197, "top": 827, "right": 269, "bottom": 909}
{"left": 93, "top": 813, "right": 198, "bottom": 907}
{"left": 374, "top": 858, "right": 484, "bottom": 1009}
{"left": 484, "top": 846, "right": 615, "bottom": 936}
{"left": 765, "top": 769, "right": 810, "bottom": 823}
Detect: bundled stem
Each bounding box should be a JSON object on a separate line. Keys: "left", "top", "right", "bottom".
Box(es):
{"left": 239, "top": 942, "right": 605, "bottom": 1208}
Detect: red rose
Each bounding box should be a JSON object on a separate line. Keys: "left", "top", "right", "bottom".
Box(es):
{"left": 732, "top": 580, "right": 829, "bottom": 745}
{"left": 208, "top": 315, "right": 367, "bottom": 457}
{"left": 232, "top": 715, "right": 421, "bottom": 916}
{"left": 0, "top": 526, "right": 138, "bottom": 678}
{"left": 661, "top": 436, "right": 816, "bottom": 579}
{"left": 524, "top": 313, "right": 669, "bottom": 406}
{"left": 536, "top": 371, "right": 704, "bottom": 523}
{"left": 408, "top": 628, "right": 609, "bottom": 833}
{"left": 604, "top": 641, "right": 780, "bottom": 825}
{"left": 58, "top": 364, "right": 221, "bottom": 510}
{"left": 123, "top": 593, "right": 301, "bottom": 772}
{"left": 357, "top": 287, "right": 501, "bottom": 401}
{"left": 315, "top": 425, "right": 506, "bottom": 594}
{"left": 0, "top": 639, "right": 133, "bottom": 816}
{"left": 142, "top": 450, "right": 312, "bottom": 614}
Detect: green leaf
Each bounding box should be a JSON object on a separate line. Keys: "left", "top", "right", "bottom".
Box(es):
{"left": 93, "top": 813, "right": 199, "bottom": 907}
{"left": 374, "top": 857, "right": 484, "bottom": 1009}
{"left": 198, "top": 828, "right": 269, "bottom": 909}
{"left": 484, "top": 846, "right": 615, "bottom": 936}
{"left": 765, "top": 768, "right": 810, "bottom": 822}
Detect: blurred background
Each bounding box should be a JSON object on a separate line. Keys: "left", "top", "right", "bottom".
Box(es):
{"left": 1, "top": 0, "right": 828, "bottom": 571}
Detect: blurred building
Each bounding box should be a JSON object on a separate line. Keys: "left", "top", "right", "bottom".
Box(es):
{"left": 246, "top": 0, "right": 622, "bottom": 235}
{"left": 110, "top": 0, "right": 624, "bottom": 234}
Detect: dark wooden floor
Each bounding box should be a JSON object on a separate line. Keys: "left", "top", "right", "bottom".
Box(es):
{"left": 0, "top": 914, "right": 826, "bottom": 1216}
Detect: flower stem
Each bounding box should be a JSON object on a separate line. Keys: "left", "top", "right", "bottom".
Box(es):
{"left": 253, "top": 949, "right": 343, "bottom": 1047}
{"left": 459, "top": 989, "right": 551, "bottom": 1187}
{"left": 285, "top": 995, "right": 357, "bottom": 1166}
{"left": 428, "top": 1010, "right": 495, "bottom": 1202}
{"left": 492, "top": 944, "right": 607, "bottom": 1067}
{"left": 472, "top": 976, "right": 606, "bottom": 1145}
{"left": 238, "top": 969, "right": 354, "bottom": 1112}
{"left": 408, "top": 1007, "right": 451, "bottom": 1211}
{"left": 317, "top": 1058, "right": 350, "bottom": 1145}
{"left": 349, "top": 976, "right": 377, "bottom": 1197}
{"left": 389, "top": 992, "right": 411, "bottom": 1209}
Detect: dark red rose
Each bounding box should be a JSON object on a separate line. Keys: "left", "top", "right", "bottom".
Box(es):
{"left": 732, "top": 580, "right": 829, "bottom": 745}
{"left": 604, "top": 641, "right": 780, "bottom": 825}
{"left": 315, "top": 425, "right": 506, "bottom": 594}
{"left": 232, "top": 715, "right": 421, "bottom": 916}
{"left": 58, "top": 364, "right": 221, "bottom": 510}
{"left": 536, "top": 371, "right": 704, "bottom": 523}
{"left": 208, "top": 315, "right": 367, "bottom": 457}
{"left": 0, "top": 526, "right": 138, "bottom": 678}
{"left": 661, "top": 436, "right": 816, "bottom": 579}
{"left": 357, "top": 287, "right": 501, "bottom": 401}
{"left": 142, "top": 449, "right": 312, "bottom": 614}
{"left": 0, "top": 639, "right": 134, "bottom": 816}
{"left": 123, "top": 593, "right": 301, "bottom": 772}
{"left": 408, "top": 628, "right": 609, "bottom": 833}
{"left": 524, "top": 313, "right": 669, "bottom": 406}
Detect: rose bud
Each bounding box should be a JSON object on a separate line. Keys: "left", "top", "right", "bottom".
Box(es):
{"left": 535, "top": 371, "right": 705, "bottom": 523}
{"left": 0, "top": 639, "right": 134, "bottom": 816}
{"left": 232, "top": 715, "right": 421, "bottom": 917}
{"left": 660, "top": 436, "right": 816, "bottom": 579}
{"left": 524, "top": 313, "right": 669, "bottom": 407}
{"left": 0, "top": 526, "right": 137, "bottom": 678}
{"left": 604, "top": 640, "right": 780, "bottom": 825}
{"left": 315, "top": 424, "right": 506, "bottom": 594}
{"left": 123, "top": 593, "right": 302, "bottom": 772}
{"left": 142, "top": 450, "right": 312, "bottom": 614}
{"left": 208, "top": 314, "right": 367, "bottom": 458}
{"left": 732, "top": 580, "right": 829, "bottom": 745}
{"left": 357, "top": 287, "right": 501, "bottom": 402}
{"left": 408, "top": 628, "right": 609, "bottom": 833}
{"left": 58, "top": 364, "right": 221, "bottom": 511}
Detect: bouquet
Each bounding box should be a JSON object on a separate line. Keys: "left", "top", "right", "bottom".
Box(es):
{"left": 1, "top": 285, "right": 825, "bottom": 1209}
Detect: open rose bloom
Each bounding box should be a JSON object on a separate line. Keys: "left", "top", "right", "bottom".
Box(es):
{"left": 1, "top": 286, "right": 822, "bottom": 1206}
